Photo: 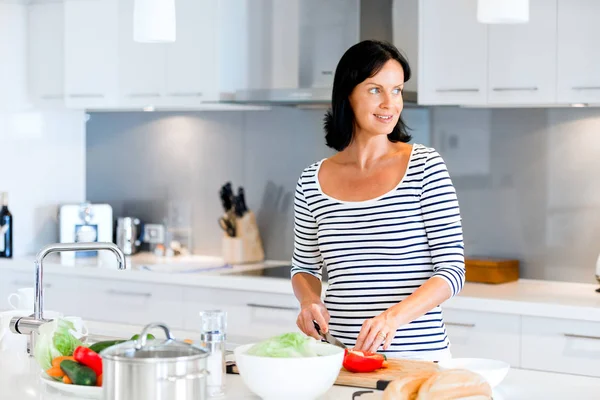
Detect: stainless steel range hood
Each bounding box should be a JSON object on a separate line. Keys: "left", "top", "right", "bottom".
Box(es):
{"left": 229, "top": 0, "right": 418, "bottom": 108}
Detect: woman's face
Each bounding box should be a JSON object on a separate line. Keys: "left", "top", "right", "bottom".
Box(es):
{"left": 348, "top": 59, "right": 405, "bottom": 138}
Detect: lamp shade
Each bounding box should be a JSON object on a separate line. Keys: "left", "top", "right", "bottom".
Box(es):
{"left": 133, "top": 0, "right": 176, "bottom": 43}
{"left": 477, "top": 0, "right": 529, "bottom": 24}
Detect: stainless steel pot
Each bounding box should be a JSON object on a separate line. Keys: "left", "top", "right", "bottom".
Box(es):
{"left": 101, "top": 322, "right": 209, "bottom": 400}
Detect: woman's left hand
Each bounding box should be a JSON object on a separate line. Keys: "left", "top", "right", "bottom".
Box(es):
{"left": 354, "top": 310, "right": 399, "bottom": 353}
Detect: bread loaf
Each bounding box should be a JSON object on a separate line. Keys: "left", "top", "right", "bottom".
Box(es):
{"left": 383, "top": 371, "right": 438, "bottom": 400}
{"left": 416, "top": 369, "right": 492, "bottom": 400}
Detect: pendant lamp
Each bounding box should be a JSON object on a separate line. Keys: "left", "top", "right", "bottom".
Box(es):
{"left": 133, "top": 0, "right": 176, "bottom": 43}
{"left": 477, "top": 0, "right": 529, "bottom": 24}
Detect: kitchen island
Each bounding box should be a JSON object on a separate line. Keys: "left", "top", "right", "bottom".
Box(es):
{"left": 1, "top": 320, "right": 599, "bottom": 400}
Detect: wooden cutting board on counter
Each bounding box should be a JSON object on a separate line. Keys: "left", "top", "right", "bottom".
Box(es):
{"left": 226, "top": 358, "right": 439, "bottom": 391}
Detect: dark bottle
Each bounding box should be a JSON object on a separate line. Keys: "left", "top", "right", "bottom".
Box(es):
{"left": 0, "top": 192, "right": 13, "bottom": 258}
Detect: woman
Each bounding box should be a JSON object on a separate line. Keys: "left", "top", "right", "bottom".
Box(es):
{"left": 290, "top": 40, "right": 465, "bottom": 362}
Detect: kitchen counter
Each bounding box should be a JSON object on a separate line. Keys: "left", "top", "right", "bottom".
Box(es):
{"left": 1, "top": 320, "right": 600, "bottom": 400}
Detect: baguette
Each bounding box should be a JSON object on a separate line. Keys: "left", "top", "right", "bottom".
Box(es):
{"left": 383, "top": 371, "right": 438, "bottom": 400}
{"left": 416, "top": 369, "right": 492, "bottom": 400}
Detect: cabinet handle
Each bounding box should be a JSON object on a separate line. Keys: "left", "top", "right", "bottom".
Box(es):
{"left": 564, "top": 333, "right": 600, "bottom": 341}
{"left": 492, "top": 87, "right": 538, "bottom": 92}
{"left": 445, "top": 322, "right": 475, "bottom": 328}
{"left": 572, "top": 86, "right": 600, "bottom": 91}
{"left": 41, "top": 94, "right": 64, "bottom": 100}
{"left": 168, "top": 92, "right": 203, "bottom": 97}
{"left": 126, "top": 93, "right": 161, "bottom": 98}
{"left": 321, "top": 70, "right": 334, "bottom": 76}
{"left": 68, "top": 94, "right": 105, "bottom": 99}
{"left": 12, "top": 280, "right": 52, "bottom": 289}
{"left": 107, "top": 289, "right": 152, "bottom": 298}
{"left": 247, "top": 303, "right": 298, "bottom": 311}
{"left": 435, "top": 88, "right": 480, "bottom": 93}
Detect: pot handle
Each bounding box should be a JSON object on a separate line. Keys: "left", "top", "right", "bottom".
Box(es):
{"left": 161, "top": 370, "right": 209, "bottom": 382}
{"left": 135, "top": 322, "right": 173, "bottom": 350}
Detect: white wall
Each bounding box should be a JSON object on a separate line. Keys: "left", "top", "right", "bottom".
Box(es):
{"left": 0, "top": 110, "right": 86, "bottom": 256}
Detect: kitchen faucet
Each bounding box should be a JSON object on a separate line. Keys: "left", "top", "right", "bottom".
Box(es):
{"left": 9, "top": 242, "right": 126, "bottom": 355}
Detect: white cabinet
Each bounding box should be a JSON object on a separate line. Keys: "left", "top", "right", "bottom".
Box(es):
{"left": 557, "top": 0, "right": 600, "bottom": 104}
{"left": 444, "top": 309, "right": 521, "bottom": 367}
{"left": 0, "top": 2, "right": 29, "bottom": 111}
{"left": 418, "top": 0, "right": 487, "bottom": 105}
{"left": 487, "top": 0, "right": 557, "bottom": 104}
{"left": 522, "top": 316, "right": 600, "bottom": 377}
{"left": 28, "top": 1, "right": 65, "bottom": 108}
{"left": 64, "top": 0, "right": 119, "bottom": 109}
{"left": 164, "top": 0, "right": 220, "bottom": 105}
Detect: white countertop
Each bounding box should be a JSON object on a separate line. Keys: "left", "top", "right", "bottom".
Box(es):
{"left": 2, "top": 255, "right": 600, "bottom": 321}
{"left": 1, "top": 320, "right": 600, "bottom": 400}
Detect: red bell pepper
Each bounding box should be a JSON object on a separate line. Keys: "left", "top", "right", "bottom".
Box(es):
{"left": 73, "top": 346, "right": 103, "bottom": 377}
{"left": 342, "top": 349, "right": 387, "bottom": 373}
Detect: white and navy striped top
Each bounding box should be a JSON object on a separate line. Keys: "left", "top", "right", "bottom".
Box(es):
{"left": 291, "top": 144, "right": 465, "bottom": 361}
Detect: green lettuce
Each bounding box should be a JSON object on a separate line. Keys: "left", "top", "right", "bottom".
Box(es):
{"left": 34, "top": 318, "right": 82, "bottom": 371}
{"left": 246, "top": 332, "right": 319, "bottom": 358}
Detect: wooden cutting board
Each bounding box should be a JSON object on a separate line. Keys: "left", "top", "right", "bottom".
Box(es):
{"left": 226, "top": 358, "right": 439, "bottom": 391}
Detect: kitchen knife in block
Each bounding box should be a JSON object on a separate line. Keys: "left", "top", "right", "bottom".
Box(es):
{"left": 226, "top": 358, "right": 439, "bottom": 390}
{"left": 221, "top": 210, "right": 264, "bottom": 264}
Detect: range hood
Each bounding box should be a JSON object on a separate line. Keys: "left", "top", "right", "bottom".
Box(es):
{"left": 229, "top": 0, "right": 418, "bottom": 108}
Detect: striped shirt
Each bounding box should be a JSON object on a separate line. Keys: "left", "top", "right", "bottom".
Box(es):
{"left": 291, "top": 144, "right": 465, "bottom": 361}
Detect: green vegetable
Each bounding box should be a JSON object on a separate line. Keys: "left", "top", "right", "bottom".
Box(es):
{"left": 130, "top": 333, "right": 155, "bottom": 341}
{"left": 88, "top": 340, "right": 126, "bottom": 354}
{"left": 246, "top": 332, "right": 319, "bottom": 358}
{"left": 34, "top": 319, "right": 83, "bottom": 370}
{"left": 60, "top": 360, "right": 97, "bottom": 386}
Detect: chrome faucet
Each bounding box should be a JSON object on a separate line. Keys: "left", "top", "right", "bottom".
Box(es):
{"left": 9, "top": 242, "right": 126, "bottom": 355}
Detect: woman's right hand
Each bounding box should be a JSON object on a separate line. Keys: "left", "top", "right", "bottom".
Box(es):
{"left": 297, "top": 301, "right": 330, "bottom": 340}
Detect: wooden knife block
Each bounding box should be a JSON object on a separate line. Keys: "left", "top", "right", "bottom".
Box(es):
{"left": 465, "top": 258, "right": 519, "bottom": 284}
{"left": 222, "top": 211, "right": 265, "bottom": 264}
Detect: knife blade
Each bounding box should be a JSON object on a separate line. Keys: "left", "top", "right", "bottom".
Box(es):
{"left": 313, "top": 321, "right": 346, "bottom": 349}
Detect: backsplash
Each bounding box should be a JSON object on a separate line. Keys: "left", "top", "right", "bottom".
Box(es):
{"left": 86, "top": 106, "right": 600, "bottom": 284}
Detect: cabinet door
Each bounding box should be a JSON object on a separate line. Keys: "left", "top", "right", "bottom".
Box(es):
{"left": 28, "top": 2, "right": 65, "bottom": 108}
{"left": 118, "top": 0, "right": 167, "bottom": 107}
{"left": 0, "top": 3, "right": 28, "bottom": 111}
{"left": 487, "top": 0, "right": 557, "bottom": 104}
{"left": 164, "top": 0, "right": 218, "bottom": 104}
{"left": 443, "top": 309, "right": 521, "bottom": 367}
{"left": 522, "top": 316, "right": 600, "bottom": 377}
{"left": 64, "top": 0, "right": 119, "bottom": 108}
{"left": 418, "top": 0, "right": 487, "bottom": 105}
{"left": 557, "top": 0, "right": 600, "bottom": 104}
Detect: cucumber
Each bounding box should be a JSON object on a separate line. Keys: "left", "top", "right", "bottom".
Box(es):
{"left": 88, "top": 339, "right": 126, "bottom": 354}
{"left": 60, "top": 360, "right": 97, "bottom": 386}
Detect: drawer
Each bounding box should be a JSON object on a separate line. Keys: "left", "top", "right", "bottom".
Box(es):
{"left": 183, "top": 287, "right": 299, "bottom": 342}
{"left": 522, "top": 316, "right": 600, "bottom": 377}
{"left": 443, "top": 308, "right": 521, "bottom": 367}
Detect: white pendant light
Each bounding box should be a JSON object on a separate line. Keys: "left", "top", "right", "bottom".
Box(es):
{"left": 133, "top": 0, "right": 176, "bottom": 43}
{"left": 477, "top": 0, "right": 529, "bottom": 24}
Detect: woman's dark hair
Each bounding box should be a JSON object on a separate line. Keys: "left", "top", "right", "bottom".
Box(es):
{"left": 324, "top": 40, "right": 412, "bottom": 151}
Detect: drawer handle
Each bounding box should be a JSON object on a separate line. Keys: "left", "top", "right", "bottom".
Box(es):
{"left": 564, "top": 333, "right": 600, "bottom": 341}
{"left": 107, "top": 289, "right": 152, "bottom": 298}
{"left": 445, "top": 322, "right": 475, "bottom": 328}
{"left": 492, "top": 87, "right": 538, "bottom": 92}
{"left": 247, "top": 303, "right": 298, "bottom": 311}
{"left": 12, "top": 281, "right": 51, "bottom": 289}
{"left": 572, "top": 86, "right": 600, "bottom": 91}
{"left": 168, "top": 92, "right": 203, "bottom": 97}
{"left": 40, "top": 94, "right": 64, "bottom": 100}
{"left": 68, "top": 94, "right": 105, "bottom": 98}
{"left": 126, "top": 93, "right": 161, "bottom": 98}
{"left": 435, "top": 88, "right": 480, "bottom": 93}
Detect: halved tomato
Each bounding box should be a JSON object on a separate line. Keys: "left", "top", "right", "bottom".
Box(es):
{"left": 342, "top": 349, "right": 387, "bottom": 373}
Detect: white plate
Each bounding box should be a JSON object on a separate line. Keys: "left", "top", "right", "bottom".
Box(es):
{"left": 40, "top": 372, "right": 102, "bottom": 399}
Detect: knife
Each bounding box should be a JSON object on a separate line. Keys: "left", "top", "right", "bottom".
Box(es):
{"left": 313, "top": 321, "right": 347, "bottom": 349}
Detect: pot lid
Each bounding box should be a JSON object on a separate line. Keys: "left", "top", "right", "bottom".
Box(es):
{"left": 101, "top": 322, "right": 208, "bottom": 362}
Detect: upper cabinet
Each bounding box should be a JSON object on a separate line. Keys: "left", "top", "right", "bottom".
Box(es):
{"left": 28, "top": 1, "right": 65, "bottom": 108}
{"left": 0, "top": 2, "right": 29, "bottom": 111}
{"left": 418, "top": 0, "right": 487, "bottom": 105}
{"left": 487, "top": 0, "right": 557, "bottom": 105}
{"left": 556, "top": 0, "right": 600, "bottom": 105}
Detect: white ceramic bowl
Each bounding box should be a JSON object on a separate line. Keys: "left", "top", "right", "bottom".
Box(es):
{"left": 437, "top": 358, "right": 510, "bottom": 387}
{"left": 234, "top": 342, "right": 344, "bottom": 400}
